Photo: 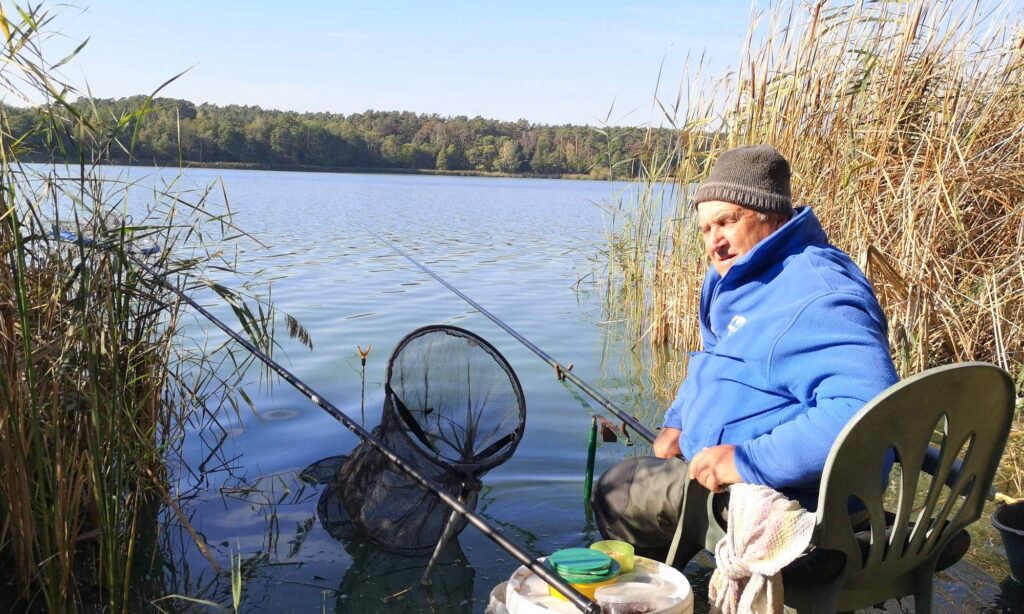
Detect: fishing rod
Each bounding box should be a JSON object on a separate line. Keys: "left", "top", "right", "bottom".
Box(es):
{"left": 373, "top": 232, "right": 658, "bottom": 444}
{"left": 57, "top": 230, "right": 602, "bottom": 614}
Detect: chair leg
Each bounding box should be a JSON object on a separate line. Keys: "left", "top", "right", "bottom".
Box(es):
{"left": 912, "top": 568, "right": 935, "bottom": 614}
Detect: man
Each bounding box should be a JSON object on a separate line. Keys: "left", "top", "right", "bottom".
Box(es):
{"left": 593, "top": 144, "right": 898, "bottom": 562}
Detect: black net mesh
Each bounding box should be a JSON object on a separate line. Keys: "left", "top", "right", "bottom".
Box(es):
{"left": 306, "top": 458, "right": 475, "bottom": 609}
{"left": 317, "top": 426, "right": 481, "bottom": 554}
{"left": 385, "top": 325, "right": 526, "bottom": 474}
{"left": 311, "top": 325, "right": 525, "bottom": 554}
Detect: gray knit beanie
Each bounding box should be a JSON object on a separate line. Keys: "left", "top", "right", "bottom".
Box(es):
{"left": 693, "top": 144, "right": 793, "bottom": 216}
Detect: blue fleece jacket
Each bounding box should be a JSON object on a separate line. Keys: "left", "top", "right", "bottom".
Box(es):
{"left": 663, "top": 206, "right": 898, "bottom": 508}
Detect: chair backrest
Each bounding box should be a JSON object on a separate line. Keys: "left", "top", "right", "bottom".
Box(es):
{"left": 815, "top": 362, "right": 1014, "bottom": 590}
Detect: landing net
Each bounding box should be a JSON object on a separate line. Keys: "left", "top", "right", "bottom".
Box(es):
{"left": 315, "top": 325, "right": 526, "bottom": 554}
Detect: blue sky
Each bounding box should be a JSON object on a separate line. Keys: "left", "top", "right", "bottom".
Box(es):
{"left": 50, "top": 1, "right": 757, "bottom": 126}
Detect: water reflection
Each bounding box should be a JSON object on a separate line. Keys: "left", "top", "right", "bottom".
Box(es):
{"left": 304, "top": 454, "right": 476, "bottom": 613}
{"left": 334, "top": 540, "right": 475, "bottom": 613}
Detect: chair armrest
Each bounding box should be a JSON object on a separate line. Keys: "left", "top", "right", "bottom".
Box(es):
{"left": 922, "top": 445, "right": 996, "bottom": 500}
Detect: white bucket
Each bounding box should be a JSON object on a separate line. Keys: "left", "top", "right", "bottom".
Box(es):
{"left": 486, "top": 581, "right": 510, "bottom": 614}
{"left": 503, "top": 556, "right": 693, "bottom": 614}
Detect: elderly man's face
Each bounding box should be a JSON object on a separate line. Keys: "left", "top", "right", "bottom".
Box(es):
{"left": 697, "top": 200, "right": 785, "bottom": 276}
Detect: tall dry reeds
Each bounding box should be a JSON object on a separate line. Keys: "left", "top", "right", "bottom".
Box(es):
{"left": 0, "top": 4, "right": 278, "bottom": 611}
{"left": 605, "top": 0, "right": 1024, "bottom": 492}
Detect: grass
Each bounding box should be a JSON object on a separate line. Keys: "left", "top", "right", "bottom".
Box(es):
{"left": 0, "top": 4, "right": 283, "bottom": 611}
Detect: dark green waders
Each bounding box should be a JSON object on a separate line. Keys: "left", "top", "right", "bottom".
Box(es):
{"left": 590, "top": 456, "right": 728, "bottom": 568}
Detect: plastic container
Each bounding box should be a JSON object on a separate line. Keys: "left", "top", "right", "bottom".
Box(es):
{"left": 993, "top": 500, "right": 1024, "bottom": 584}
{"left": 545, "top": 548, "right": 621, "bottom": 601}
{"left": 504, "top": 555, "right": 693, "bottom": 614}
{"left": 547, "top": 574, "right": 620, "bottom": 601}
{"left": 613, "top": 572, "right": 676, "bottom": 598}
{"left": 595, "top": 582, "right": 663, "bottom": 613}
{"left": 548, "top": 548, "right": 615, "bottom": 577}
{"left": 590, "top": 539, "right": 636, "bottom": 574}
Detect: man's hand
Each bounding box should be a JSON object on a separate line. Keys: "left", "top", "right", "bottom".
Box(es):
{"left": 689, "top": 444, "right": 742, "bottom": 492}
{"left": 653, "top": 427, "right": 682, "bottom": 458}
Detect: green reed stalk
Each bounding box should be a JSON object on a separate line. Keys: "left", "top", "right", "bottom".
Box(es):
{"left": 0, "top": 3, "right": 291, "bottom": 611}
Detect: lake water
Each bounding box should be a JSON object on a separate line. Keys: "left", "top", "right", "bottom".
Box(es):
{"left": 122, "top": 167, "right": 686, "bottom": 612}
{"left": 36, "top": 163, "right": 1018, "bottom": 613}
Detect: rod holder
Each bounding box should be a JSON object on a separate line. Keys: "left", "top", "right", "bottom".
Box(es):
{"left": 583, "top": 416, "right": 598, "bottom": 502}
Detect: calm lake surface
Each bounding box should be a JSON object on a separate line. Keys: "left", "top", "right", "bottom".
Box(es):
{"left": 46, "top": 165, "right": 1015, "bottom": 612}
{"left": 116, "top": 167, "right": 683, "bottom": 612}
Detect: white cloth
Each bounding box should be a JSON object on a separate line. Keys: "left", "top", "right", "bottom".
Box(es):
{"left": 709, "top": 484, "right": 816, "bottom": 614}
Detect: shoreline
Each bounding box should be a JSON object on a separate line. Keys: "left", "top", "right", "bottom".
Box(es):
{"left": 96, "top": 159, "right": 627, "bottom": 181}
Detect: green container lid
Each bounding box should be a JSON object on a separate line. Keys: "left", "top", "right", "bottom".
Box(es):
{"left": 547, "top": 548, "right": 620, "bottom": 583}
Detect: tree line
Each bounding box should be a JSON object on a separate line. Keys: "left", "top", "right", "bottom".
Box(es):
{"left": 3, "top": 97, "right": 681, "bottom": 178}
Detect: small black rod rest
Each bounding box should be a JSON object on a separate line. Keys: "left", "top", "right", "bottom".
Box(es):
{"left": 373, "top": 232, "right": 657, "bottom": 444}
{"left": 124, "top": 254, "right": 601, "bottom": 614}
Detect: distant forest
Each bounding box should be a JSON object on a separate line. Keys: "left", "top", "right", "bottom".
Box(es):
{"left": 3, "top": 97, "right": 681, "bottom": 178}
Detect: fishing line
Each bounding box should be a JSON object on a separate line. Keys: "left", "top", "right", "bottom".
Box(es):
{"left": 57, "top": 230, "right": 602, "bottom": 614}
{"left": 371, "top": 231, "right": 658, "bottom": 444}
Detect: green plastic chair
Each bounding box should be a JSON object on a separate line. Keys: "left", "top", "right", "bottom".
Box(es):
{"left": 769, "top": 362, "right": 1015, "bottom": 612}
